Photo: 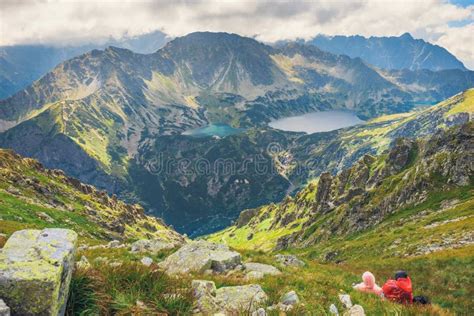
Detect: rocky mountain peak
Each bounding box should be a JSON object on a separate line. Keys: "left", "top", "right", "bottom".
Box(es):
{"left": 400, "top": 32, "right": 414, "bottom": 40}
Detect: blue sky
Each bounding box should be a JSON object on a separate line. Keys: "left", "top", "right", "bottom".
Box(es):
{"left": 449, "top": 0, "right": 474, "bottom": 7}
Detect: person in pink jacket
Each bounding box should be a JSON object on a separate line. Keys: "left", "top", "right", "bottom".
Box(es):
{"left": 353, "top": 271, "right": 383, "bottom": 296}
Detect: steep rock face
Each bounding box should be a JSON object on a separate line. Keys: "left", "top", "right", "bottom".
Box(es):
{"left": 309, "top": 33, "right": 467, "bottom": 71}
{"left": 315, "top": 172, "right": 333, "bottom": 213}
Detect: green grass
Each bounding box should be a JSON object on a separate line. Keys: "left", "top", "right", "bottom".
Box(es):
{"left": 65, "top": 244, "right": 471, "bottom": 315}
{"left": 0, "top": 191, "right": 109, "bottom": 241}
{"left": 67, "top": 248, "right": 193, "bottom": 315}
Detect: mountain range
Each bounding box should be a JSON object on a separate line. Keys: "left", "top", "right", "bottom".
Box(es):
{"left": 0, "top": 32, "right": 473, "bottom": 236}
{"left": 0, "top": 29, "right": 473, "bottom": 315}
{"left": 308, "top": 33, "right": 468, "bottom": 71}
{"left": 0, "top": 30, "right": 168, "bottom": 99}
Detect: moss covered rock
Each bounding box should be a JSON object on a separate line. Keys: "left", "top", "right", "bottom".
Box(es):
{"left": 159, "top": 240, "right": 241, "bottom": 275}
{"left": 0, "top": 228, "right": 77, "bottom": 316}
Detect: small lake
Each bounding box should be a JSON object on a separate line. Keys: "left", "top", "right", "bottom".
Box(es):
{"left": 182, "top": 123, "right": 244, "bottom": 138}
{"left": 268, "top": 110, "right": 364, "bottom": 133}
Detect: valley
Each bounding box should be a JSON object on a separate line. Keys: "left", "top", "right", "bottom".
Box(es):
{"left": 0, "top": 32, "right": 473, "bottom": 236}
{"left": 0, "top": 23, "right": 473, "bottom": 315}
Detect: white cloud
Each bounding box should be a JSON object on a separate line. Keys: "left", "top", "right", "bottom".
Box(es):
{"left": 434, "top": 22, "right": 474, "bottom": 69}
{"left": 1, "top": 0, "right": 473, "bottom": 68}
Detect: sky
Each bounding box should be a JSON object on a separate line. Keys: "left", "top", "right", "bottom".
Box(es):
{"left": 1, "top": 0, "right": 473, "bottom": 68}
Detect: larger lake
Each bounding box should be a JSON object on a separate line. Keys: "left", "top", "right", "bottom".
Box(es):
{"left": 268, "top": 110, "right": 364, "bottom": 133}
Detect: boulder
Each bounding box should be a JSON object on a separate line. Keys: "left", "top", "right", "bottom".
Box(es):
{"left": 245, "top": 271, "right": 265, "bottom": 280}
{"left": 274, "top": 254, "right": 305, "bottom": 267}
{"left": 107, "top": 240, "right": 121, "bottom": 248}
{"left": 192, "top": 280, "right": 221, "bottom": 315}
{"left": 75, "top": 255, "right": 91, "bottom": 270}
{"left": 159, "top": 241, "right": 241, "bottom": 275}
{"left": 329, "top": 303, "right": 339, "bottom": 315}
{"left": 216, "top": 284, "right": 268, "bottom": 313}
{"left": 191, "top": 281, "right": 267, "bottom": 315}
{"left": 244, "top": 262, "right": 281, "bottom": 278}
{"left": 0, "top": 300, "right": 10, "bottom": 316}
{"left": 141, "top": 257, "right": 153, "bottom": 267}
{"left": 0, "top": 228, "right": 77, "bottom": 316}
{"left": 130, "top": 238, "right": 177, "bottom": 254}
{"left": 280, "top": 290, "right": 299, "bottom": 305}
{"left": 343, "top": 304, "right": 365, "bottom": 316}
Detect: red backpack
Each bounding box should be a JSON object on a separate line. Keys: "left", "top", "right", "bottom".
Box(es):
{"left": 382, "top": 277, "right": 413, "bottom": 304}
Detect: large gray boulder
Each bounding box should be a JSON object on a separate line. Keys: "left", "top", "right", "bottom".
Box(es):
{"left": 159, "top": 240, "right": 241, "bottom": 275}
{"left": 280, "top": 290, "right": 299, "bottom": 305}
{"left": 244, "top": 262, "right": 281, "bottom": 279}
{"left": 216, "top": 284, "right": 268, "bottom": 313}
{"left": 191, "top": 280, "right": 268, "bottom": 315}
{"left": 0, "top": 228, "right": 78, "bottom": 316}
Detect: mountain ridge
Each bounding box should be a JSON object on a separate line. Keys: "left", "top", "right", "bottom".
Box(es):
{"left": 208, "top": 121, "right": 473, "bottom": 253}
{"left": 0, "top": 30, "right": 169, "bottom": 100}
{"left": 0, "top": 147, "right": 183, "bottom": 243}
{"left": 308, "top": 33, "right": 467, "bottom": 71}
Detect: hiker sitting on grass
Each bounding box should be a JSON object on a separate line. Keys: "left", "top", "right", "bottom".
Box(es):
{"left": 354, "top": 270, "right": 430, "bottom": 305}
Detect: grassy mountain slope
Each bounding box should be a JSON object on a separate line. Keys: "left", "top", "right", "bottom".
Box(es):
{"left": 207, "top": 123, "right": 473, "bottom": 314}
{"left": 208, "top": 122, "right": 473, "bottom": 252}
{"left": 0, "top": 149, "right": 183, "bottom": 244}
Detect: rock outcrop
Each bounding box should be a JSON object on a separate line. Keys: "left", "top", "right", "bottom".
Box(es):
{"left": 315, "top": 172, "right": 333, "bottom": 213}
{"left": 274, "top": 254, "right": 305, "bottom": 267}
{"left": 235, "top": 208, "right": 259, "bottom": 228}
{"left": 159, "top": 241, "right": 241, "bottom": 275}
{"left": 0, "top": 228, "right": 77, "bottom": 316}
